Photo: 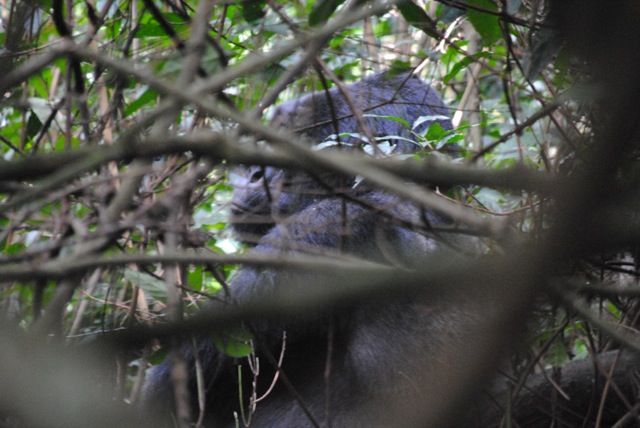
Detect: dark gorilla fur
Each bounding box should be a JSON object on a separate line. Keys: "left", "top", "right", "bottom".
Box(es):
{"left": 231, "top": 72, "right": 454, "bottom": 244}
{"left": 142, "top": 72, "right": 471, "bottom": 426}
{"left": 270, "top": 71, "right": 452, "bottom": 151}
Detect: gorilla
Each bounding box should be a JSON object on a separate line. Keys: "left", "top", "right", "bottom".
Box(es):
{"left": 230, "top": 71, "right": 455, "bottom": 244}
{"left": 142, "top": 72, "right": 473, "bottom": 427}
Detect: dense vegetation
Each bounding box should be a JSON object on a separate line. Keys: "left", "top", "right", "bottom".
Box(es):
{"left": 1, "top": 1, "right": 640, "bottom": 426}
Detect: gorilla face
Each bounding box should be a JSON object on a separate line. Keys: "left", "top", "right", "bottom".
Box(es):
{"left": 230, "top": 72, "right": 454, "bottom": 244}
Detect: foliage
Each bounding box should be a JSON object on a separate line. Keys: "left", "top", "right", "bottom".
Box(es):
{"left": 1, "top": 0, "right": 640, "bottom": 427}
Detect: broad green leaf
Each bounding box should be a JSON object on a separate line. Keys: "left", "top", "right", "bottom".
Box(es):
{"left": 466, "top": 0, "right": 501, "bottom": 45}
{"left": 123, "top": 269, "right": 166, "bottom": 298}
{"left": 424, "top": 122, "right": 446, "bottom": 140}
{"left": 397, "top": 0, "right": 439, "bottom": 39}
{"left": 187, "top": 266, "right": 204, "bottom": 290}
{"left": 136, "top": 23, "right": 165, "bottom": 37}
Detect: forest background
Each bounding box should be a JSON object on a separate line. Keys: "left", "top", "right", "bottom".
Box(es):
{"left": 2, "top": 1, "right": 640, "bottom": 427}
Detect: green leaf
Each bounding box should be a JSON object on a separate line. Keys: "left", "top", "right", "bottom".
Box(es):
{"left": 240, "top": 1, "right": 266, "bottom": 23}
{"left": 28, "top": 98, "right": 51, "bottom": 124}
{"left": 136, "top": 23, "right": 165, "bottom": 37}
{"left": 444, "top": 56, "right": 475, "bottom": 83}
{"left": 466, "top": 0, "right": 501, "bottom": 45}
{"left": 473, "top": 187, "right": 506, "bottom": 213}
{"left": 124, "top": 88, "right": 158, "bottom": 117}
{"left": 187, "top": 266, "right": 204, "bottom": 290}
{"left": 544, "top": 338, "right": 571, "bottom": 366}
{"left": 413, "top": 116, "right": 449, "bottom": 133}
{"left": 365, "top": 114, "right": 410, "bottom": 130}
{"left": 396, "top": 0, "right": 439, "bottom": 39}
{"left": 162, "top": 13, "right": 188, "bottom": 24}
{"left": 424, "top": 122, "right": 446, "bottom": 140}
{"left": 124, "top": 269, "right": 166, "bottom": 298}
{"left": 2, "top": 242, "right": 26, "bottom": 255}
{"left": 26, "top": 111, "right": 43, "bottom": 140}
{"left": 309, "top": 0, "right": 345, "bottom": 26}
{"left": 214, "top": 329, "right": 254, "bottom": 358}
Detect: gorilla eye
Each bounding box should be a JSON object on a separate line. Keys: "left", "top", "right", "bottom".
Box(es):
{"left": 249, "top": 168, "right": 264, "bottom": 183}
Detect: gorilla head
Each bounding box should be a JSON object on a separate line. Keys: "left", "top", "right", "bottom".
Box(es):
{"left": 230, "top": 72, "right": 454, "bottom": 244}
